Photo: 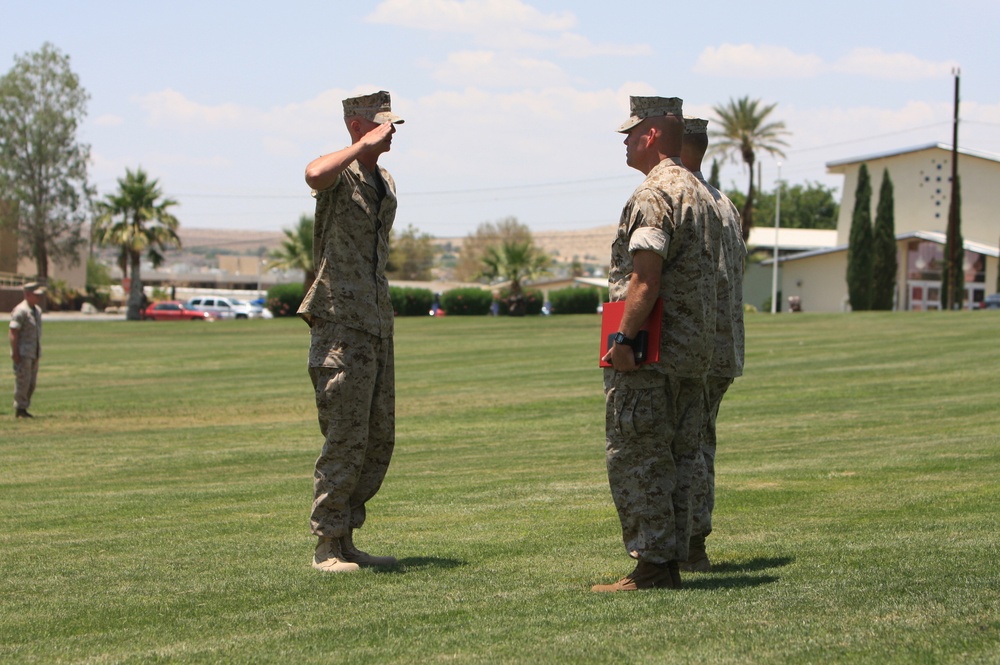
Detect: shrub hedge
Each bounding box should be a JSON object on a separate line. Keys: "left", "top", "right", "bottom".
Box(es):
{"left": 495, "top": 287, "right": 544, "bottom": 316}
{"left": 390, "top": 286, "right": 434, "bottom": 316}
{"left": 440, "top": 287, "right": 493, "bottom": 315}
{"left": 267, "top": 283, "right": 305, "bottom": 317}
{"left": 548, "top": 286, "right": 600, "bottom": 314}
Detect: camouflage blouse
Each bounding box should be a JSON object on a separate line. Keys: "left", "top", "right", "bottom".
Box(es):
{"left": 695, "top": 172, "right": 747, "bottom": 378}
{"left": 608, "top": 157, "right": 721, "bottom": 377}
{"left": 298, "top": 160, "right": 396, "bottom": 338}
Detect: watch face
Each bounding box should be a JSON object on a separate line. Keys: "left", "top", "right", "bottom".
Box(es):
{"left": 614, "top": 332, "right": 628, "bottom": 345}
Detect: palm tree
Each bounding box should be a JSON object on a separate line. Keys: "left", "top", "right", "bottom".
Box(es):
{"left": 92, "top": 168, "right": 180, "bottom": 321}
{"left": 480, "top": 239, "right": 550, "bottom": 315}
{"left": 269, "top": 214, "right": 315, "bottom": 292}
{"left": 711, "top": 96, "right": 790, "bottom": 241}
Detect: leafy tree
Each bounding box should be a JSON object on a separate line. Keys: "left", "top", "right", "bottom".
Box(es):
{"left": 86, "top": 256, "right": 113, "bottom": 289}
{"left": 480, "top": 239, "right": 550, "bottom": 295}
{"left": 755, "top": 181, "right": 839, "bottom": 230}
{"left": 455, "top": 216, "right": 533, "bottom": 282}
{"left": 846, "top": 164, "right": 873, "bottom": 311}
{"left": 480, "top": 238, "right": 550, "bottom": 316}
{"left": 871, "top": 170, "right": 897, "bottom": 310}
{"left": 388, "top": 224, "right": 434, "bottom": 281}
{"left": 941, "top": 175, "right": 963, "bottom": 310}
{"left": 0, "top": 43, "right": 92, "bottom": 280}
{"left": 92, "top": 168, "right": 180, "bottom": 321}
{"left": 710, "top": 96, "right": 790, "bottom": 241}
{"left": 269, "top": 214, "right": 315, "bottom": 292}
{"left": 725, "top": 181, "right": 839, "bottom": 231}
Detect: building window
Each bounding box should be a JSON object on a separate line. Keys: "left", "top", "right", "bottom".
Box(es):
{"left": 907, "top": 240, "right": 943, "bottom": 281}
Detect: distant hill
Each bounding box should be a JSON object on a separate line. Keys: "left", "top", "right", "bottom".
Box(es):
{"left": 180, "top": 225, "right": 617, "bottom": 265}
{"left": 435, "top": 224, "right": 616, "bottom": 265}
{"left": 178, "top": 228, "right": 284, "bottom": 254}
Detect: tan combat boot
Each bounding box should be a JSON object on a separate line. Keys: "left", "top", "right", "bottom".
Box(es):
{"left": 312, "top": 536, "right": 361, "bottom": 572}
{"left": 340, "top": 530, "right": 397, "bottom": 567}
{"left": 680, "top": 534, "right": 711, "bottom": 573}
{"left": 591, "top": 560, "right": 681, "bottom": 592}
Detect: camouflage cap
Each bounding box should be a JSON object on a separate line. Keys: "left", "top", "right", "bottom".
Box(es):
{"left": 342, "top": 90, "right": 404, "bottom": 125}
{"left": 617, "top": 96, "right": 683, "bottom": 133}
{"left": 683, "top": 117, "right": 709, "bottom": 135}
{"left": 22, "top": 281, "right": 46, "bottom": 295}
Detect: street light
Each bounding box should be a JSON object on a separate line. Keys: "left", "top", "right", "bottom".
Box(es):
{"left": 771, "top": 162, "right": 782, "bottom": 314}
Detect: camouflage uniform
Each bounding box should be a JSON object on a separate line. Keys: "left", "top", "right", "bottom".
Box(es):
{"left": 9, "top": 299, "right": 42, "bottom": 411}
{"left": 299, "top": 160, "right": 397, "bottom": 538}
{"left": 690, "top": 171, "right": 747, "bottom": 539}
{"left": 604, "top": 157, "right": 721, "bottom": 564}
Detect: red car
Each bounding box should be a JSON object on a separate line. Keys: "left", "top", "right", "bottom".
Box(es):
{"left": 143, "top": 301, "right": 214, "bottom": 321}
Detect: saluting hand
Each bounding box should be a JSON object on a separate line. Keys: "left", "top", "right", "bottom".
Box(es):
{"left": 358, "top": 122, "right": 396, "bottom": 155}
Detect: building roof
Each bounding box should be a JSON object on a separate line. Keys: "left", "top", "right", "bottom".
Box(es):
{"left": 746, "top": 227, "right": 838, "bottom": 252}
{"left": 764, "top": 230, "right": 1000, "bottom": 265}
{"left": 826, "top": 143, "right": 1000, "bottom": 173}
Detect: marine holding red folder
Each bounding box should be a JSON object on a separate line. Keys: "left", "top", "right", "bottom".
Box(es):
{"left": 591, "top": 94, "right": 724, "bottom": 594}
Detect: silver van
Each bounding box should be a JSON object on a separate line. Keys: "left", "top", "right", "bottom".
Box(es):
{"left": 185, "top": 296, "right": 257, "bottom": 319}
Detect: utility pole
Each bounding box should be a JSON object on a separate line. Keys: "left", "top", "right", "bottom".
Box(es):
{"left": 945, "top": 68, "right": 962, "bottom": 310}
{"left": 771, "top": 163, "right": 782, "bottom": 314}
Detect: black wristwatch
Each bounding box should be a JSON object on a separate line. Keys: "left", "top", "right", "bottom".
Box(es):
{"left": 613, "top": 331, "right": 636, "bottom": 348}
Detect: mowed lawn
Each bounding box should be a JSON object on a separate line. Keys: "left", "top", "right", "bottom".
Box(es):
{"left": 1, "top": 312, "right": 998, "bottom": 664}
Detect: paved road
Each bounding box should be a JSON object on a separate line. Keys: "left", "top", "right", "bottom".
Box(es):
{"left": 41, "top": 312, "right": 127, "bottom": 322}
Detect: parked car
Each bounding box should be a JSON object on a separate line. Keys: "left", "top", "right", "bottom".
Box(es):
{"left": 240, "top": 299, "right": 274, "bottom": 319}
{"left": 185, "top": 296, "right": 257, "bottom": 319}
{"left": 977, "top": 294, "right": 1000, "bottom": 310}
{"left": 143, "top": 301, "right": 214, "bottom": 321}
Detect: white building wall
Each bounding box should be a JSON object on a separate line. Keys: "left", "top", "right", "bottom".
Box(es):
{"left": 831, "top": 145, "right": 1000, "bottom": 248}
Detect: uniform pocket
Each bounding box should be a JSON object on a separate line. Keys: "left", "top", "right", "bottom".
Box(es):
{"left": 612, "top": 371, "right": 666, "bottom": 441}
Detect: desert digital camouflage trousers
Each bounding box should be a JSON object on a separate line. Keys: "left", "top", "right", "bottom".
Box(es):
{"left": 12, "top": 357, "right": 39, "bottom": 410}
{"left": 308, "top": 323, "right": 395, "bottom": 538}
{"left": 691, "top": 376, "right": 735, "bottom": 540}
{"left": 603, "top": 368, "right": 708, "bottom": 564}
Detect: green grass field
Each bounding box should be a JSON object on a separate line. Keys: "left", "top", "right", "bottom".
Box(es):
{"left": 1, "top": 312, "right": 998, "bottom": 664}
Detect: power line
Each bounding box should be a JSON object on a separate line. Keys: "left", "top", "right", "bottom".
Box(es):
{"left": 787, "top": 122, "right": 951, "bottom": 154}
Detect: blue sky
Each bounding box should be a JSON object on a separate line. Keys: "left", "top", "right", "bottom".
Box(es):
{"left": 3, "top": 0, "right": 998, "bottom": 238}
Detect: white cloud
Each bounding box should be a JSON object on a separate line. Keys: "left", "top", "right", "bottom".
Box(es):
{"left": 833, "top": 48, "right": 958, "bottom": 80}
{"left": 261, "top": 137, "right": 302, "bottom": 158}
{"left": 695, "top": 44, "right": 958, "bottom": 82}
{"left": 93, "top": 114, "right": 124, "bottom": 127}
{"left": 136, "top": 89, "right": 256, "bottom": 128}
{"left": 367, "top": 0, "right": 648, "bottom": 58}
{"left": 499, "top": 31, "right": 651, "bottom": 58}
{"left": 432, "top": 50, "right": 568, "bottom": 87}
{"left": 394, "top": 82, "right": 656, "bottom": 182}
{"left": 367, "top": 0, "right": 575, "bottom": 33}
{"left": 694, "top": 44, "right": 823, "bottom": 79}
{"left": 135, "top": 88, "right": 366, "bottom": 136}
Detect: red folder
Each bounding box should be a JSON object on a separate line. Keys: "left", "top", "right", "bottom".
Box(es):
{"left": 599, "top": 298, "right": 663, "bottom": 367}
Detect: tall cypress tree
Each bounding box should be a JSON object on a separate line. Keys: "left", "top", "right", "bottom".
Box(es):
{"left": 941, "top": 175, "right": 963, "bottom": 309}
{"left": 708, "top": 159, "right": 721, "bottom": 189}
{"left": 871, "top": 170, "right": 897, "bottom": 310}
{"left": 846, "top": 164, "right": 873, "bottom": 311}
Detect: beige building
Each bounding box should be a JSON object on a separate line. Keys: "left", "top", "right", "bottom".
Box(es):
{"left": 770, "top": 143, "right": 1000, "bottom": 312}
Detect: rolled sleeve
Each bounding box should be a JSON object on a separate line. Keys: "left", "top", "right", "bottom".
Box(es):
{"left": 629, "top": 226, "right": 670, "bottom": 259}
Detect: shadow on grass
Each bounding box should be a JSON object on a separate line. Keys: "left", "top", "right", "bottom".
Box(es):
{"left": 678, "top": 557, "right": 793, "bottom": 591}
{"left": 372, "top": 557, "right": 466, "bottom": 574}
{"left": 682, "top": 574, "right": 780, "bottom": 591}
{"left": 709, "top": 556, "right": 794, "bottom": 574}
